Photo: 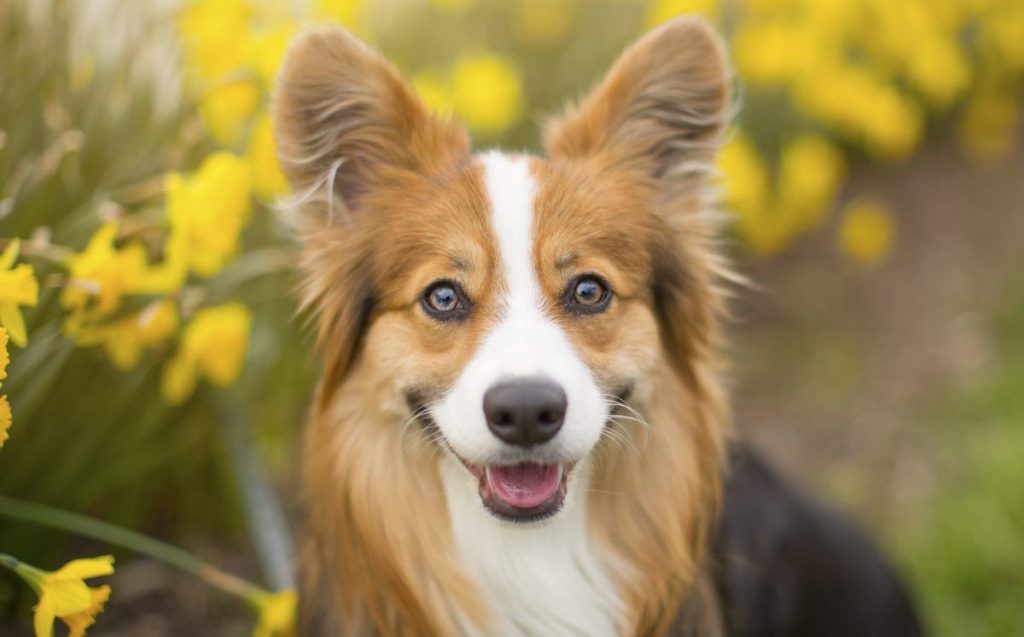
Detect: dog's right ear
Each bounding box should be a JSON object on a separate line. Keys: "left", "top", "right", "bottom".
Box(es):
{"left": 274, "top": 27, "right": 470, "bottom": 221}
{"left": 275, "top": 28, "right": 470, "bottom": 397}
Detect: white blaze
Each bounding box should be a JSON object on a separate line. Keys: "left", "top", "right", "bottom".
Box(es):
{"left": 433, "top": 151, "right": 622, "bottom": 636}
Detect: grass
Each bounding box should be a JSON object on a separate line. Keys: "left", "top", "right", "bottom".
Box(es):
{"left": 896, "top": 275, "right": 1024, "bottom": 637}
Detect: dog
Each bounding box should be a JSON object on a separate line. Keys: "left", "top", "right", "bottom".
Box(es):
{"left": 273, "top": 16, "right": 925, "bottom": 637}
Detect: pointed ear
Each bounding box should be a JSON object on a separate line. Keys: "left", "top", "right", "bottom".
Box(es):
{"left": 274, "top": 27, "right": 470, "bottom": 219}
{"left": 544, "top": 17, "right": 731, "bottom": 194}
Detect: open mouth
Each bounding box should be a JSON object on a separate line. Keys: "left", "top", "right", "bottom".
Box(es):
{"left": 461, "top": 460, "right": 570, "bottom": 522}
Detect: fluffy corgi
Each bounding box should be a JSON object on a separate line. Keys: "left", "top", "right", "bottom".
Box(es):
{"left": 274, "top": 17, "right": 924, "bottom": 637}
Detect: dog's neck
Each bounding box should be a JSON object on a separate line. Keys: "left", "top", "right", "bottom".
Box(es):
{"left": 301, "top": 358, "right": 725, "bottom": 635}
{"left": 441, "top": 456, "right": 623, "bottom": 636}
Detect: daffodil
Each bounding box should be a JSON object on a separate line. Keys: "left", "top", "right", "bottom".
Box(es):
{"left": 0, "top": 395, "right": 10, "bottom": 450}
{"left": 718, "top": 133, "right": 769, "bottom": 217}
{"left": 61, "top": 223, "right": 178, "bottom": 334}
{"left": 315, "top": 0, "right": 362, "bottom": 26}
{"left": 249, "top": 23, "right": 296, "bottom": 90}
{"left": 199, "top": 79, "right": 261, "bottom": 146}
{"left": 412, "top": 71, "right": 453, "bottom": 116}
{"left": 0, "top": 239, "right": 40, "bottom": 347}
{"left": 0, "top": 326, "right": 9, "bottom": 384}
{"left": 248, "top": 113, "right": 289, "bottom": 200}
{"left": 958, "top": 90, "right": 1018, "bottom": 162}
{"left": 838, "top": 199, "right": 896, "bottom": 266}
{"left": 161, "top": 303, "right": 252, "bottom": 404}
{"left": 777, "top": 134, "right": 846, "bottom": 229}
{"left": 72, "top": 298, "right": 180, "bottom": 371}
{"left": 646, "top": 0, "right": 718, "bottom": 28}
{"left": 178, "top": 0, "right": 253, "bottom": 81}
{"left": 252, "top": 589, "right": 298, "bottom": 637}
{"left": 450, "top": 55, "right": 523, "bottom": 136}
{"left": 0, "top": 327, "right": 10, "bottom": 449}
{"left": 107, "top": 298, "right": 179, "bottom": 370}
{"left": 165, "top": 152, "right": 253, "bottom": 278}
{"left": 9, "top": 555, "right": 114, "bottom": 637}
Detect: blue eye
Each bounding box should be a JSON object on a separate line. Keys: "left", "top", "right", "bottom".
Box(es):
{"left": 566, "top": 274, "right": 611, "bottom": 313}
{"left": 422, "top": 281, "right": 468, "bottom": 319}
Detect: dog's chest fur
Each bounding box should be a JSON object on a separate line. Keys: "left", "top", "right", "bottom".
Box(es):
{"left": 441, "top": 459, "right": 623, "bottom": 636}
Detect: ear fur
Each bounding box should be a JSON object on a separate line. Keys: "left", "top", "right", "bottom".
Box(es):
{"left": 274, "top": 26, "right": 470, "bottom": 216}
{"left": 545, "top": 17, "right": 733, "bottom": 380}
{"left": 544, "top": 17, "right": 731, "bottom": 197}
{"left": 273, "top": 27, "right": 471, "bottom": 395}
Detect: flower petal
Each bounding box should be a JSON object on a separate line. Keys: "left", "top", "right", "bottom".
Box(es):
{"left": 33, "top": 594, "right": 56, "bottom": 637}
{"left": 0, "top": 303, "right": 27, "bottom": 347}
{"left": 0, "top": 395, "right": 11, "bottom": 449}
{"left": 40, "top": 581, "right": 92, "bottom": 616}
{"left": 161, "top": 350, "right": 197, "bottom": 405}
{"left": 0, "top": 326, "right": 9, "bottom": 382}
{"left": 0, "top": 238, "right": 19, "bottom": 271}
{"left": 52, "top": 556, "right": 115, "bottom": 581}
{"left": 62, "top": 585, "right": 110, "bottom": 637}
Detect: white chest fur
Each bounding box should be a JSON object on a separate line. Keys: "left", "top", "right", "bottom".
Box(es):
{"left": 441, "top": 458, "right": 624, "bottom": 637}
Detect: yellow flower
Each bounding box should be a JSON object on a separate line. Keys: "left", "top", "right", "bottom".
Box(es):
{"left": 249, "top": 23, "right": 297, "bottom": 89}
{"left": 1, "top": 324, "right": 10, "bottom": 384}
{"left": 646, "top": 0, "right": 718, "bottom": 28}
{"left": 0, "top": 328, "right": 9, "bottom": 449}
{"left": 166, "top": 152, "right": 253, "bottom": 278}
{"left": 61, "top": 223, "right": 166, "bottom": 332}
{"left": 0, "top": 239, "right": 40, "bottom": 347}
{"left": 795, "top": 65, "right": 923, "bottom": 158}
{"left": 777, "top": 134, "right": 846, "bottom": 228}
{"left": 958, "top": 90, "right": 1018, "bottom": 162}
{"left": 249, "top": 114, "right": 289, "bottom": 200}
{"left": 413, "top": 71, "right": 453, "bottom": 116}
{"left": 0, "top": 395, "right": 10, "bottom": 450}
{"left": 179, "top": 0, "right": 253, "bottom": 81}
{"left": 199, "top": 79, "right": 261, "bottom": 146}
{"left": 978, "top": 3, "right": 1024, "bottom": 74}
{"left": 253, "top": 590, "right": 298, "bottom": 637}
{"left": 718, "top": 133, "right": 769, "bottom": 217}
{"left": 838, "top": 199, "right": 896, "bottom": 266}
{"left": 316, "top": 0, "right": 363, "bottom": 25}
{"left": 137, "top": 298, "right": 180, "bottom": 345}
{"left": 450, "top": 55, "right": 523, "bottom": 137}
{"left": 12, "top": 555, "right": 114, "bottom": 637}
{"left": 905, "top": 36, "right": 970, "bottom": 108}
{"left": 161, "top": 303, "right": 252, "bottom": 405}
{"left": 77, "top": 298, "right": 180, "bottom": 371}
{"left": 733, "top": 22, "right": 824, "bottom": 87}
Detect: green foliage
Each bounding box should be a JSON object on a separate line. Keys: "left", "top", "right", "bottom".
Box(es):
{"left": 897, "top": 277, "right": 1024, "bottom": 637}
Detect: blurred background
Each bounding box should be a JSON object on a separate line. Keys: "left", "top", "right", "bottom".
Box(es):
{"left": 1, "top": 0, "right": 1022, "bottom": 635}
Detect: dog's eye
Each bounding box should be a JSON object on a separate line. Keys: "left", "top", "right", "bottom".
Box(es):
{"left": 566, "top": 274, "right": 611, "bottom": 313}
{"left": 422, "top": 281, "right": 468, "bottom": 320}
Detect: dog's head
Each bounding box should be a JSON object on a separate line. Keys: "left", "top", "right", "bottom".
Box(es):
{"left": 276, "top": 19, "right": 730, "bottom": 527}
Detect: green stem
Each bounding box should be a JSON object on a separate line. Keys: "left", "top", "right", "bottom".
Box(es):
{"left": 0, "top": 495, "right": 268, "bottom": 605}
{"left": 0, "top": 553, "right": 41, "bottom": 594}
{"left": 0, "top": 552, "right": 19, "bottom": 570}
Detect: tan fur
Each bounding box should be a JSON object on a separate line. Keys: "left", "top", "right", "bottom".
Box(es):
{"left": 276, "top": 17, "right": 733, "bottom": 636}
{"left": 537, "top": 18, "right": 731, "bottom": 632}
{"left": 275, "top": 27, "right": 496, "bottom": 635}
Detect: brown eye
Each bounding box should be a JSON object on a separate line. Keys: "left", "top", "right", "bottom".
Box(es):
{"left": 422, "top": 281, "right": 469, "bottom": 320}
{"left": 566, "top": 274, "right": 611, "bottom": 314}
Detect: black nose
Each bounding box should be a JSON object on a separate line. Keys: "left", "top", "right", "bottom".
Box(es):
{"left": 483, "top": 378, "right": 567, "bottom": 447}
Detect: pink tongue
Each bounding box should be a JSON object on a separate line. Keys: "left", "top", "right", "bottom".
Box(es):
{"left": 486, "top": 463, "right": 561, "bottom": 509}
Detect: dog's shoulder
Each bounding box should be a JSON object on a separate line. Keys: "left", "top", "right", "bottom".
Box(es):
{"left": 706, "top": 442, "right": 926, "bottom": 637}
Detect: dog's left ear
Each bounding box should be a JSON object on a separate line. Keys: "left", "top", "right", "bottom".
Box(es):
{"left": 544, "top": 17, "right": 731, "bottom": 198}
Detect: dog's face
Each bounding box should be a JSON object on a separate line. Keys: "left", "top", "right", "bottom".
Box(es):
{"left": 276, "top": 19, "right": 729, "bottom": 525}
